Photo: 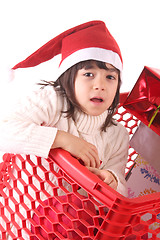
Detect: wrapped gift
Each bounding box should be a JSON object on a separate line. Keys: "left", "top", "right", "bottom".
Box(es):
{"left": 123, "top": 66, "right": 160, "bottom": 136}
{"left": 127, "top": 155, "right": 160, "bottom": 233}
{"left": 127, "top": 155, "right": 160, "bottom": 199}
{"left": 130, "top": 122, "right": 160, "bottom": 174}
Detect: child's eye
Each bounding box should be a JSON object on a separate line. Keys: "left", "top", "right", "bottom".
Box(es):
{"left": 84, "top": 72, "right": 94, "bottom": 77}
{"left": 106, "top": 75, "right": 116, "bottom": 80}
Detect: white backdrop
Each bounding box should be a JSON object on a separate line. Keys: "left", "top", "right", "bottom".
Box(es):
{"left": 0, "top": 0, "right": 160, "bottom": 103}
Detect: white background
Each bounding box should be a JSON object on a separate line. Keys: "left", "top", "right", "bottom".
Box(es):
{"left": 0, "top": 0, "right": 160, "bottom": 104}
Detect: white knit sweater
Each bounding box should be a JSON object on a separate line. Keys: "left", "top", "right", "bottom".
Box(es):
{"left": 0, "top": 86, "right": 129, "bottom": 196}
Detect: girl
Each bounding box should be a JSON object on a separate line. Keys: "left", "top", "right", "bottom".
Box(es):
{"left": 0, "top": 20, "right": 129, "bottom": 195}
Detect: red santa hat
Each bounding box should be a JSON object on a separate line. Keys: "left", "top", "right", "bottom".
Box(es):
{"left": 12, "top": 20, "right": 123, "bottom": 78}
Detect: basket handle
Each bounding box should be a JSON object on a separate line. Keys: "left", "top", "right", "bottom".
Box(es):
{"left": 49, "top": 148, "right": 121, "bottom": 205}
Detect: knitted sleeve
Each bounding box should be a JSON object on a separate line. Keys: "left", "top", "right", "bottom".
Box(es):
{"left": 0, "top": 86, "right": 62, "bottom": 158}
{"left": 103, "top": 123, "right": 129, "bottom": 196}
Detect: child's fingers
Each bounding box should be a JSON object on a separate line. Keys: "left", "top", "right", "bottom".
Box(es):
{"left": 103, "top": 172, "right": 118, "bottom": 190}
{"left": 79, "top": 152, "right": 97, "bottom": 168}
{"left": 76, "top": 143, "right": 100, "bottom": 168}
{"left": 104, "top": 177, "right": 117, "bottom": 190}
{"left": 88, "top": 167, "right": 104, "bottom": 179}
{"left": 85, "top": 150, "right": 100, "bottom": 168}
{"left": 87, "top": 150, "right": 100, "bottom": 168}
{"left": 88, "top": 168, "right": 118, "bottom": 190}
{"left": 108, "top": 179, "right": 117, "bottom": 190}
{"left": 88, "top": 145, "right": 100, "bottom": 168}
{"left": 59, "top": 132, "right": 100, "bottom": 168}
{"left": 79, "top": 154, "right": 93, "bottom": 167}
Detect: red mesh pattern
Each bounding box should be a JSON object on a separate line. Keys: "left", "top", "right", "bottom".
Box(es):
{"left": 0, "top": 151, "right": 160, "bottom": 239}
{"left": 0, "top": 93, "right": 159, "bottom": 239}
{"left": 114, "top": 93, "right": 140, "bottom": 176}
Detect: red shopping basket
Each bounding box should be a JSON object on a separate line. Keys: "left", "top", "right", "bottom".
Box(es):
{"left": 0, "top": 93, "right": 160, "bottom": 240}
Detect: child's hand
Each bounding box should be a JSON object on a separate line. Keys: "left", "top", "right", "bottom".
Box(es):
{"left": 88, "top": 167, "right": 118, "bottom": 190}
{"left": 52, "top": 130, "right": 100, "bottom": 168}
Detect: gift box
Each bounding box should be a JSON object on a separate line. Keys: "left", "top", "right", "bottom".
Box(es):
{"left": 127, "top": 155, "right": 160, "bottom": 199}
{"left": 123, "top": 66, "right": 160, "bottom": 136}
{"left": 127, "top": 155, "right": 160, "bottom": 233}
{"left": 130, "top": 122, "right": 160, "bottom": 174}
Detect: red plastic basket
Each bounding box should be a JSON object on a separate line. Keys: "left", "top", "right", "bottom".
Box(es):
{"left": 0, "top": 93, "right": 160, "bottom": 240}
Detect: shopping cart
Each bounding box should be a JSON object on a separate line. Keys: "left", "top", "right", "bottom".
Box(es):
{"left": 0, "top": 93, "right": 160, "bottom": 240}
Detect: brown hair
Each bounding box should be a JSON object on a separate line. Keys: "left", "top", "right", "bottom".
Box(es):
{"left": 39, "top": 60, "right": 121, "bottom": 131}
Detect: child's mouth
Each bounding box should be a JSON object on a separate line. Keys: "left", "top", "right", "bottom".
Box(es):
{"left": 90, "top": 97, "right": 103, "bottom": 103}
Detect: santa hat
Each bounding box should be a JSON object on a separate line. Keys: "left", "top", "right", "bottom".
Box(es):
{"left": 12, "top": 20, "right": 123, "bottom": 78}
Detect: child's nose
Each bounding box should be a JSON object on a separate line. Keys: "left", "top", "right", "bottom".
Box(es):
{"left": 93, "top": 77, "right": 105, "bottom": 91}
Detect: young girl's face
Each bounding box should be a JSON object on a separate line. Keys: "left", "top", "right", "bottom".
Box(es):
{"left": 74, "top": 62, "right": 119, "bottom": 116}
